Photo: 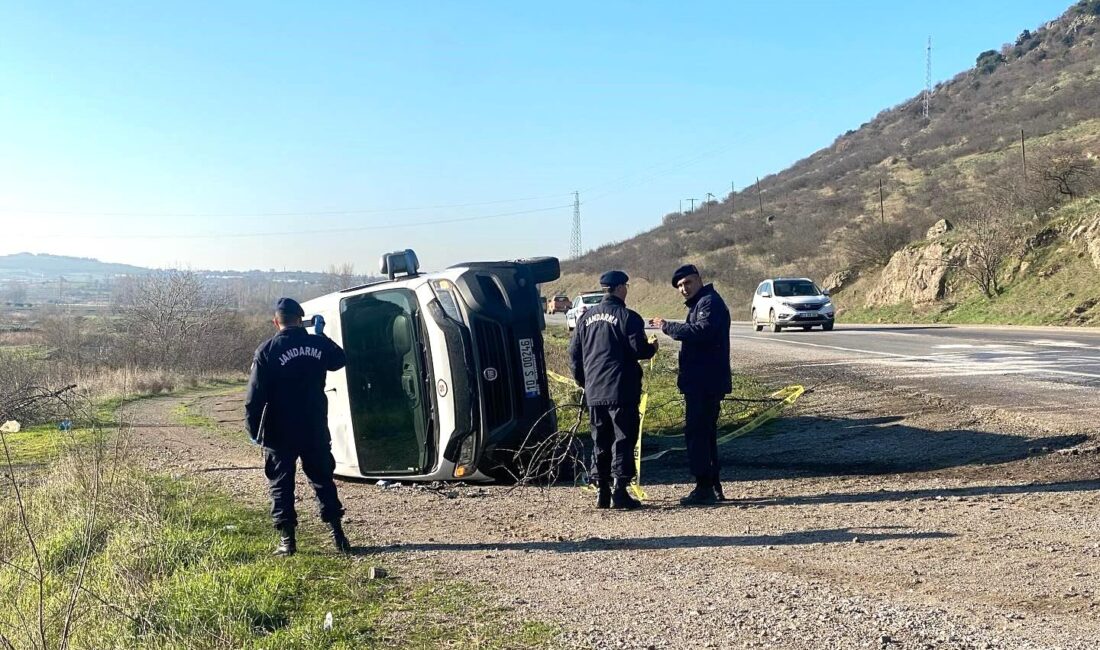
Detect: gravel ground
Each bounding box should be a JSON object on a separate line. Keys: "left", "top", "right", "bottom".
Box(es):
{"left": 121, "top": 343, "right": 1100, "bottom": 649}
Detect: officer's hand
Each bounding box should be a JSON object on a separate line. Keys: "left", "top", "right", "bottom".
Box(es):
{"left": 313, "top": 315, "right": 326, "bottom": 335}
{"left": 650, "top": 317, "right": 665, "bottom": 329}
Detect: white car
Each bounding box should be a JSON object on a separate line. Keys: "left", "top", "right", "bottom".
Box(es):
{"left": 565, "top": 291, "right": 604, "bottom": 330}
{"left": 750, "top": 277, "right": 835, "bottom": 332}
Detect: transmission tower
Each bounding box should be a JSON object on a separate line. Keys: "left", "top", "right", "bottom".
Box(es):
{"left": 570, "top": 190, "right": 582, "bottom": 259}
{"left": 923, "top": 36, "right": 932, "bottom": 120}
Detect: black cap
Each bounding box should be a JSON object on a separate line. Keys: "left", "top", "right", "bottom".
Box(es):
{"left": 671, "top": 264, "right": 700, "bottom": 287}
{"left": 599, "top": 270, "right": 629, "bottom": 287}
{"left": 274, "top": 297, "right": 305, "bottom": 317}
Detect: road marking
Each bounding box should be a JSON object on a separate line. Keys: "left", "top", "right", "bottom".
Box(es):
{"left": 731, "top": 333, "right": 1100, "bottom": 379}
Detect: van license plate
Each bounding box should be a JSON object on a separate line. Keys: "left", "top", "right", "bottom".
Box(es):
{"left": 518, "top": 338, "right": 540, "bottom": 397}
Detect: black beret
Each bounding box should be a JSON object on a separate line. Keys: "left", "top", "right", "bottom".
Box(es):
{"left": 274, "top": 297, "right": 305, "bottom": 317}
{"left": 599, "top": 270, "right": 629, "bottom": 287}
{"left": 671, "top": 264, "right": 700, "bottom": 287}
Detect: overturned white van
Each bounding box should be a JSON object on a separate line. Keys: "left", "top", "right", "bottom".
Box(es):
{"left": 301, "top": 250, "right": 560, "bottom": 482}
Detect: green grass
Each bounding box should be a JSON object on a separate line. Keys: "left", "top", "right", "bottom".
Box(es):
{"left": 0, "top": 424, "right": 95, "bottom": 467}
{"left": 0, "top": 459, "right": 558, "bottom": 649}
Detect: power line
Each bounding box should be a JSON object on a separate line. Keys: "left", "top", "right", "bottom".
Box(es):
{"left": 1, "top": 193, "right": 576, "bottom": 219}
{"left": 32, "top": 202, "right": 575, "bottom": 241}
{"left": 923, "top": 36, "right": 932, "bottom": 120}
{"left": 570, "top": 191, "right": 582, "bottom": 259}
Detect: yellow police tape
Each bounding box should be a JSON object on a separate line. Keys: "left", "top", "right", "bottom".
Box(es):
{"left": 545, "top": 341, "right": 803, "bottom": 501}
{"left": 637, "top": 384, "right": 805, "bottom": 463}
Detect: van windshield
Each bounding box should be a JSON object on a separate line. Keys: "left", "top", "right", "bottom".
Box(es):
{"left": 340, "top": 289, "right": 431, "bottom": 474}
{"left": 773, "top": 280, "right": 821, "bottom": 297}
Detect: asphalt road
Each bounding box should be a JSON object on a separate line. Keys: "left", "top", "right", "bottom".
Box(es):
{"left": 551, "top": 312, "right": 1100, "bottom": 432}
{"left": 729, "top": 322, "right": 1100, "bottom": 434}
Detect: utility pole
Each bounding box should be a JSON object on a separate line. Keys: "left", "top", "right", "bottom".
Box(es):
{"left": 685, "top": 198, "right": 698, "bottom": 212}
{"left": 679, "top": 199, "right": 683, "bottom": 214}
{"left": 705, "top": 192, "right": 715, "bottom": 218}
{"left": 923, "top": 36, "right": 933, "bottom": 120}
{"left": 756, "top": 177, "right": 764, "bottom": 216}
{"left": 731, "top": 182, "right": 735, "bottom": 214}
{"left": 570, "top": 191, "right": 581, "bottom": 259}
{"left": 879, "top": 179, "right": 885, "bottom": 225}
{"left": 1020, "top": 128, "right": 1027, "bottom": 181}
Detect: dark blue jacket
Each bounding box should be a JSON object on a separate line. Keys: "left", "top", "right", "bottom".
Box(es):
{"left": 661, "top": 284, "right": 732, "bottom": 395}
{"left": 568, "top": 295, "right": 657, "bottom": 406}
{"left": 244, "top": 326, "right": 346, "bottom": 448}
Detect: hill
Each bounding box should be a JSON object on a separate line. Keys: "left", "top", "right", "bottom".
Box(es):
{"left": 548, "top": 1, "right": 1100, "bottom": 321}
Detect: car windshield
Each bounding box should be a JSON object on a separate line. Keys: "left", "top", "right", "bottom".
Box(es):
{"left": 581, "top": 295, "right": 602, "bottom": 305}
{"left": 773, "top": 280, "right": 821, "bottom": 297}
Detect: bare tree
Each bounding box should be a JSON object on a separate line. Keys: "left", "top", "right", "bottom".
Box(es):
{"left": 1027, "top": 144, "right": 1099, "bottom": 204}
{"left": 0, "top": 281, "right": 28, "bottom": 304}
{"left": 839, "top": 220, "right": 915, "bottom": 268}
{"left": 113, "top": 271, "right": 232, "bottom": 369}
{"left": 952, "top": 204, "right": 1021, "bottom": 299}
{"left": 324, "top": 262, "right": 359, "bottom": 292}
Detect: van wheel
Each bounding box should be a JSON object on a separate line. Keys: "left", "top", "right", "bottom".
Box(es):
{"left": 752, "top": 310, "right": 764, "bottom": 332}
{"left": 769, "top": 310, "right": 782, "bottom": 333}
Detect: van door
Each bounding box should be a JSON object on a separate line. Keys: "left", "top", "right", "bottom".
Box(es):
{"left": 340, "top": 289, "right": 431, "bottom": 475}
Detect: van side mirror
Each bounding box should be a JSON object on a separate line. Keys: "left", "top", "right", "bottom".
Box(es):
{"left": 761, "top": 291, "right": 772, "bottom": 298}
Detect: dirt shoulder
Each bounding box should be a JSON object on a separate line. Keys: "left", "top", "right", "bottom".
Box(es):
{"left": 121, "top": 360, "right": 1100, "bottom": 649}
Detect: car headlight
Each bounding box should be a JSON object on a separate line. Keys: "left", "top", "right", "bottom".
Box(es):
{"left": 779, "top": 301, "right": 797, "bottom": 309}
{"left": 430, "top": 279, "right": 464, "bottom": 322}
{"left": 822, "top": 301, "right": 833, "bottom": 309}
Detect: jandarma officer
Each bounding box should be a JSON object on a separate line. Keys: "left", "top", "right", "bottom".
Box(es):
{"left": 568, "top": 270, "right": 658, "bottom": 510}
{"left": 245, "top": 298, "right": 352, "bottom": 555}
{"left": 651, "top": 264, "right": 732, "bottom": 506}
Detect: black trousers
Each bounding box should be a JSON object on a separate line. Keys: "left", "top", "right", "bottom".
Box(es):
{"left": 588, "top": 404, "right": 640, "bottom": 482}
{"left": 684, "top": 392, "right": 722, "bottom": 484}
{"left": 264, "top": 442, "right": 345, "bottom": 529}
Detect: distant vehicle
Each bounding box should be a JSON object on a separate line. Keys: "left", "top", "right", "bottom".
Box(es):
{"left": 750, "top": 277, "right": 835, "bottom": 332}
{"left": 302, "top": 249, "right": 560, "bottom": 482}
{"left": 565, "top": 291, "right": 604, "bottom": 331}
{"left": 546, "top": 295, "right": 570, "bottom": 315}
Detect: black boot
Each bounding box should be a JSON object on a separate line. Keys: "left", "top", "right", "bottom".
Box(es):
{"left": 330, "top": 520, "right": 352, "bottom": 554}
{"left": 713, "top": 480, "right": 726, "bottom": 502}
{"left": 596, "top": 479, "right": 612, "bottom": 509}
{"left": 274, "top": 525, "right": 297, "bottom": 556}
{"left": 679, "top": 481, "right": 717, "bottom": 506}
{"left": 610, "top": 478, "right": 642, "bottom": 510}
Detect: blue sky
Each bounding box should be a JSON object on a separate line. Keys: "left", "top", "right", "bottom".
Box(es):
{"left": 0, "top": 0, "right": 1073, "bottom": 272}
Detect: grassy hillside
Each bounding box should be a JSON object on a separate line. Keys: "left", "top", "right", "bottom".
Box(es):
{"left": 548, "top": 1, "right": 1100, "bottom": 318}
{"left": 840, "top": 196, "right": 1100, "bottom": 325}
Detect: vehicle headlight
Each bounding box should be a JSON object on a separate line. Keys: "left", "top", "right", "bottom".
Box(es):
{"left": 779, "top": 301, "right": 797, "bottom": 310}
{"left": 430, "top": 279, "right": 464, "bottom": 322}
{"left": 822, "top": 301, "right": 833, "bottom": 309}
{"left": 454, "top": 433, "right": 478, "bottom": 478}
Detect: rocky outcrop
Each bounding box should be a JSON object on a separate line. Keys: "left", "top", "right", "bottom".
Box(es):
{"left": 865, "top": 241, "right": 964, "bottom": 307}
{"left": 1068, "top": 210, "right": 1100, "bottom": 271}
{"left": 925, "top": 219, "right": 953, "bottom": 239}
{"left": 822, "top": 268, "right": 855, "bottom": 294}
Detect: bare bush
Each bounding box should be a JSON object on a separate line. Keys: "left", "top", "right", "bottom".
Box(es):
{"left": 952, "top": 204, "right": 1023, "bottom": 298}
{"left": 840, "top": 220, "right": 916, "bottom": 268}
